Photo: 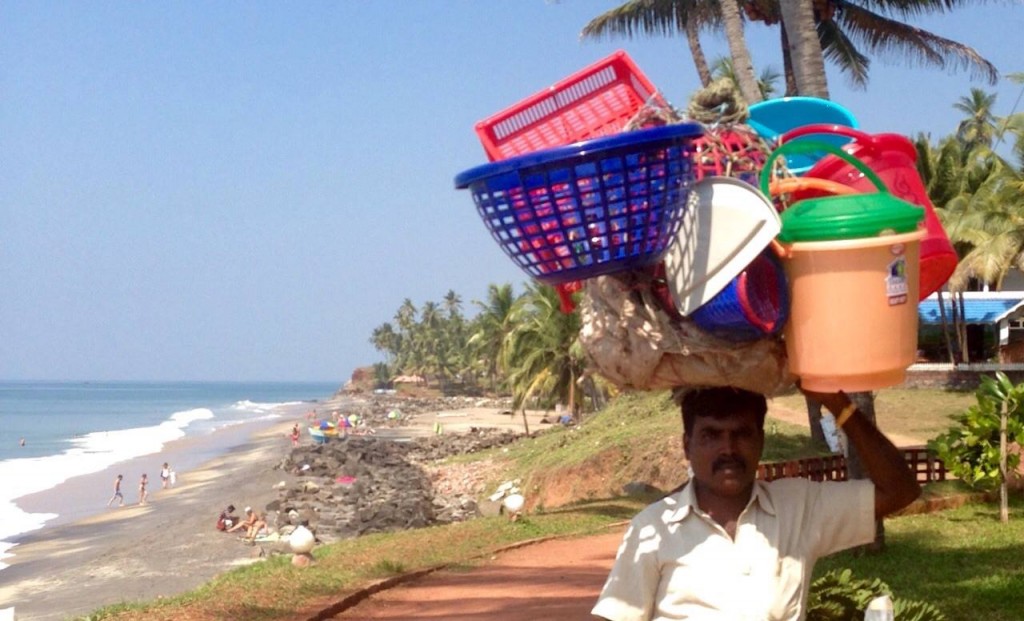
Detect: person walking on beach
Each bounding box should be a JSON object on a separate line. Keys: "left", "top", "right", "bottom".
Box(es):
{"left": 138, "top": 473, "right": 149, "bottom": 505}
{"left": 160, "top": 462, "right": 172, "bottom": 489}
{"left": 290, "top": 423, "right": 300, "bottom": 447}
{"left": 107, "top": 474, "right": 125, "bottom": 507}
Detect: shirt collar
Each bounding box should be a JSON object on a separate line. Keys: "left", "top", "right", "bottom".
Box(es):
{"left": 665, "top": 479, "right": 777, "bottom": 523}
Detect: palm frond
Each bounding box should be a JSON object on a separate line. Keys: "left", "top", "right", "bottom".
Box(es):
{"left": 836, "top": 3, "right": 998, "bottom": 84}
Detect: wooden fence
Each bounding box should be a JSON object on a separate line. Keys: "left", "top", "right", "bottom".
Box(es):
{"left": 757, "top": 446, "right": 946, "bottom": 483}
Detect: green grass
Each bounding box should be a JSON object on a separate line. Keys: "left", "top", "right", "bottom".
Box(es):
{"left": 815, "top": 494, "right": 1024, "bottom": 620}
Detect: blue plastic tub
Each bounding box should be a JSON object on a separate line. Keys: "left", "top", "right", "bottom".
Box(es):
{"left": 455, "top": 124, "right": 703, "bottom": 285}
{"left": 691, "top": 251, "right": 789, "bottom": 341}
{"left": 748, "top": 97, "right": 857, "bottom": 175}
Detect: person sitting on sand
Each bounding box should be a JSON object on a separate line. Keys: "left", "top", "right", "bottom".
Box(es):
{"left": 216, "top": 504, "right": 238, "bottom": 531}
{"left": 228, "top": 506, "right": 267, "bottom": 541}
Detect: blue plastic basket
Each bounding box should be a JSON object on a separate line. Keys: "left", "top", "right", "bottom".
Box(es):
{"left": 691, "top": 251, "right": 789, "bottom": 341}
{"left": 454, "top": 124, "right": 703, "bottom": 285}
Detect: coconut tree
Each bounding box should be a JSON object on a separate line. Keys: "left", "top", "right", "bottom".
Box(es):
{"left": 711, "top": 56, "right": 782, "bottom": 100}
{"left": 955, "top": 88, "right": 1000, "bottom": 151}
{"left": 746, "top": 0, "right": 998, "bottom": 93}
{"left": 369, "top": 322, "right": 400, "bottom": 365}
{"left": 502, "top": 282, "right": 586, "bottom": 420}
{"left": 469, "top": 283, "right": 519, "bottom": 392}
{"left": 915, "top": 86, "right": 1024, "bottom": 362}
{"left": 580, "top": 0, "right": 718, "bottom": 87}
{"left": 581, "top": 0, "right": 763, "bottom": 104}
{"left": 776, "top": 0, "right": 827, "bottom": 97}
{"left": 583, "top": 0, "right": 997, "bottom": 99}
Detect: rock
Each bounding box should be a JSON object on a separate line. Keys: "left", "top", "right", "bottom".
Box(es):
{"left": 623, "top": 481, "right": 663, "bottom": 497}
{"left": 272, "top": 422, "right": 528, "bottom": 541}
{"left": 292, "top": 552, "right": 315, "bottom": 568}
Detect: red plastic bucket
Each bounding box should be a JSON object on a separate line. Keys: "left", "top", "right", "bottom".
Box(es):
{"left": 780, "top": 124, "right": 956, "bottom": 300}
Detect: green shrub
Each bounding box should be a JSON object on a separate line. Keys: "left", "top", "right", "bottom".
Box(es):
{"left": 807, "top": 569, "right": 945, "bottom": 621}
{"left": 928, "top": 372, "right": 1024, "bottom": 490}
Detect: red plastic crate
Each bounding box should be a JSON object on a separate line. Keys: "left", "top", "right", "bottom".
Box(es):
{"left": 475, "top": 50, "right": 665, "bottom": 161}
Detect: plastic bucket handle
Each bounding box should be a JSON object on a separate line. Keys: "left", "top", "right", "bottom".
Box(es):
{"left": 766, "top": 177, "right": 858, "bottom": 259}
{"left": 768, "top": 177, "right": 859, "bottom": 198}
{"left": 779, "top": 123, "right": 874, "bottom": 147}
{"left": 759, "top": 140, "right": 890, "bottom": 199}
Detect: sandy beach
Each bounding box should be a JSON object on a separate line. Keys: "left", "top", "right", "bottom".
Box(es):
{"left": 0, "top": 400, "right": 548, "bottom": 620}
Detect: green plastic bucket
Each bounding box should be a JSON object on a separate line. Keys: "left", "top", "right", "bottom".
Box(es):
{"left": 760, "top": 141, "right": 924, "bottom": 243}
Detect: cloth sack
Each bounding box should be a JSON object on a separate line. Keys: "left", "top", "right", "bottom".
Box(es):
{"left": 579, "top": 271, "right": 794, "bottom": 395}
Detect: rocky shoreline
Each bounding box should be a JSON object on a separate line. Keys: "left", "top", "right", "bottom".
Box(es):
{"left": 269, "top": 428, "right": 526, "bottom": 545}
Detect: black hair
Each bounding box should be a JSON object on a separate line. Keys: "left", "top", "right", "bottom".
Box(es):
{"left": 681, "top": 387, "right": 767, "bottom": 437}
{"left": 227, "top": 504, "right": 236, "bottom": 513}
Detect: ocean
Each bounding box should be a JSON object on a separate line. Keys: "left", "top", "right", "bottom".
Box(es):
{"left": 0, "top": 380, "right": 340, "bottom": 569}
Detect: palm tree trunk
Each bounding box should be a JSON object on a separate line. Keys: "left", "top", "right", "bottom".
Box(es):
{"left": 958, "top": 291, "right": 969, "bottom": 363}
{"left": 568, "top": 370, "right": 578, "bottom": 422}
{"left": 937, "top": 289, "right": 956, "bottom": 364}
{"left": 686, "top": 19, "right": 713, "bottom": 87}
{"left": 719, "top": 0, "right": 762, "bottom": 105}
{"left": 777, "top": 0, "right": 829, "bottom": 98}
{"left": 1000, "top": 399, "right": 1008, "bottom": 523}
{"left": 804, "top": 395, "right": 828, "bottom": 448}
{"left": 950, "top": 291, "right": 964, "bottom": 363}
{"left": 779, "top": 24, "right": 797, "bottom": 96}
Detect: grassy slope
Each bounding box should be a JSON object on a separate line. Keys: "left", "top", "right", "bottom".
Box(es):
{"left": 88, "top": 387, "right": 1021, "bottom": 621}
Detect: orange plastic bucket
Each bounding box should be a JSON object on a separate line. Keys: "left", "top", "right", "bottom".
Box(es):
{"left": 780, "top": 124, "right": 956, "bottom": 300}
{"left": 777, "top": 230, "right": 925, "bottom": 392}
{"left": 761, "top": 141, "right": 926, "bottom": 392}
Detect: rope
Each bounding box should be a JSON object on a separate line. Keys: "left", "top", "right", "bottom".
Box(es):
{"left": 687, "top": 79, "right": 750, "bottom": 126}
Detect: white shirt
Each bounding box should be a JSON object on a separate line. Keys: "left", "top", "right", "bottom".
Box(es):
{"left": 592, "top": 478, "right": 875, "bottom": 621}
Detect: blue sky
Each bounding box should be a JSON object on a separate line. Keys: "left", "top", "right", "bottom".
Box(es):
{"left": 2, "top": 1, "right": 1022, "bottom": 382}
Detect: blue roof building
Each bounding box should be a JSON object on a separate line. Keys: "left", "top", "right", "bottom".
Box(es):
{"left": 919, "top": 292, "right": 1024, "bottom": 326}
{"left": 918, "top": 292, "right": 1024, "bottom": 362}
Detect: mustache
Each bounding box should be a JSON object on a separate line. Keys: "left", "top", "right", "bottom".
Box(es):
{"left": 712, "top": 456, "right": 746, "bottom": 473}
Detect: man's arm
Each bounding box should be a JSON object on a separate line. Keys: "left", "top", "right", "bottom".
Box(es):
{"left": 800, "top": 388, "right": 921, "bottom": 518}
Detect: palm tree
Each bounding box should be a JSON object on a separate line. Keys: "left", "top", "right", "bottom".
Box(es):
{"left": 581, "top": 0, "right": 763, "bottom": 104}
{"left": 469, "top": 283, "right": 518, "bottom": 392}
{"left": 579, "top": 0, "right": 717, "bottom": 87}
{"left": 583, "top": 0, "right": 997, "bottom": 98}
{"left": 711, "top": 56, "right": 782, "bottom": 100}
{"left": 955, "top": 88, "right": 999, "bottom": 151}
{"left": 502, "top": 282, "right": 586, "bottom": 419}
{"left": 369, "top": 322, "right": 400, "bottom": 364}
{"left": 915, "top": 89, "right": 1024, "bottom": 362}
{"left": 776, "top": 0, "right": 827, "bottom": 97}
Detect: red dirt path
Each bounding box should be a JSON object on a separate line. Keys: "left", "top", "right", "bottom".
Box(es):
{"left": 333, "top": 528, "right": 626, "bottom": 620}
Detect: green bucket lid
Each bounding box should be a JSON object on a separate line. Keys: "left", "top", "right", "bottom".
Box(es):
{"left": 778, "top": 193, "right": 924, "bottom": 242}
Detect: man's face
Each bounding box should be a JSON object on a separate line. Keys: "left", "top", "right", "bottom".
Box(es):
{"left": 684, "top": 409, "right": 764, "bottom": 499}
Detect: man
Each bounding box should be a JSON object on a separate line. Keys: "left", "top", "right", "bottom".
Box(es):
{"left": 592, "top": 386, "right": 920, "bottom": 621}
{"left": 106, "top": 474, "right": 125, "bottom": 507}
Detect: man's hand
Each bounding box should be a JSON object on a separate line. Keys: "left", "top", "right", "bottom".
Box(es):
{"left": 797, "top": 385, "right": 921, "bottom": 518}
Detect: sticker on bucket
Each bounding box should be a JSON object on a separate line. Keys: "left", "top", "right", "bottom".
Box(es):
{"left": 887, "top": 255, "right": 909, "bottom": 306}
